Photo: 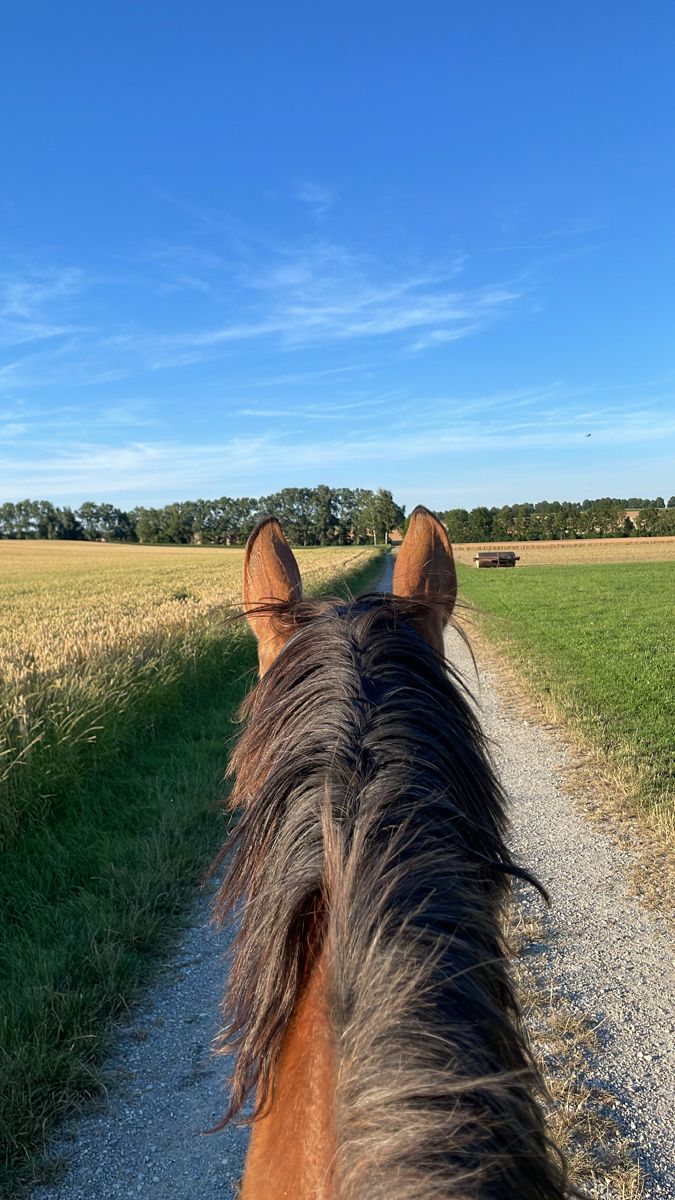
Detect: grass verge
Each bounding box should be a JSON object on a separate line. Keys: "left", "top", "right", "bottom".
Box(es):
{"left": 0, "top": 551, "right": 386, "bottom": 1196}
{"left": 456, "top": 561, "right": 675, "bottom": 833}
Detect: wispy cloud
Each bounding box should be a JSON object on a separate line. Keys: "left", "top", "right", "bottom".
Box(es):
{"left": 3, "top": 390, "right": 673, "bottom": 502}
{"left": 295, "top": 181, "right": 336, "bottom": 218}
{"left": 0, "top": 421, "right": 28, "bottom": 441}
{"left": 409, "top": 286, "right": 521, "bottom": 349}
{"left": 130, "top": 240, "right": 522, "bottom": 367}
{"left": 0, "top": 265, "right": 87, "bottom": 349}
{"left": 141, "top": 241, "right": 224, "bottom": 294}
{"left": 0, "top": 349, "right": 127, "bottom": 391}
{"left": 238, "top": 392, "right": 397, "bottom": 420}
{"left": 1, "top": 265, "right": 84, "bottom": 318}
{"left": 248, "top": 363, "right": 370, "bottom": 388}
{"left": 0, "top": 226, "right": 525, "bottom": 395}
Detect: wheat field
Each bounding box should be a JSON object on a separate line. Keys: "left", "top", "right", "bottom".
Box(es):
{"left": 0, "top": 541, "right": 381, "bottom": 845}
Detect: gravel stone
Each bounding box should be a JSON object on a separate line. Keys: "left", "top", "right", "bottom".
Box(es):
{"left": 30, "top": 882, "right": 248, "bottom": 1200}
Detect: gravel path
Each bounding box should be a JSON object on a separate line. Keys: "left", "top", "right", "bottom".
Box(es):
{"left": 448, "top": 628, "right": 675, "bottom": 1198}
{"left": 31, "top": 878, "right": 248, "bottom": 1200}
{"left": 32, "top": 563, "right": 674, "bottom": 1199}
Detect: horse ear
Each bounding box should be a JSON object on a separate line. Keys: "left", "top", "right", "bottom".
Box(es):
{"left": 392, "top": 506, "right": 457, "bottom": 649}
{"left": 243, "top": 517, "right": 303, "bottom": 675}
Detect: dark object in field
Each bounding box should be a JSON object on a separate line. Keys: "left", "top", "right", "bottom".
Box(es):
{"left": 474, "top": 549, "right": 520, "bottom": 567}
{"left": 212, "top": 509, "right": 569, "bottom": 1200}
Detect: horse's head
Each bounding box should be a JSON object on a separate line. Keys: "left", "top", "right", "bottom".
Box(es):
{"left": 219, "top": 504, "right": 567, "bottom": 1200}
{"left": 242, "top": 504, "right": 457, "bottom": 674}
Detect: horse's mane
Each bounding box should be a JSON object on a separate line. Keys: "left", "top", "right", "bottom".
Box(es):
{"left": 213, "top": 593, "right": 569, "bottom": 1199}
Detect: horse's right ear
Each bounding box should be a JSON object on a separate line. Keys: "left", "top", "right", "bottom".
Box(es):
{"left": 243, "top": 517, "right": 303, "bottom": 675}
{"left": 392, "top": 506, "right": 457, "bottom": 651}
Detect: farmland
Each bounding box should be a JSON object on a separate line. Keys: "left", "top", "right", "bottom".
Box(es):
{"left": 456, "top": 559, "right": 675, "bottom": 825}
{"left": 0, "top": 541, "right": 381, "bottom": 844}
{"left": 0, "top": 540, "right": 384, "bottom": 1192}
{"left": 452, "top": 534, "right": 675, "bottom": 567}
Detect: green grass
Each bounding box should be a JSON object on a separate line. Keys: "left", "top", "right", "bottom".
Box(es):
{"left": 0, "top": 550, "right": 386, "bottom": 1196}
{"left": 457, "top": 561, "right": 675, "bottom": 821}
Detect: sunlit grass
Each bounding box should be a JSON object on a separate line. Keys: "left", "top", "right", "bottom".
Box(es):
{"left": 457, "top": 561, "right": 675, "bottom": 821}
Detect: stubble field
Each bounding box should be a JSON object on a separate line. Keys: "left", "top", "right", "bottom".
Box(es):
{"left": 452, "top": 535, "right": 675, "bottom": 567}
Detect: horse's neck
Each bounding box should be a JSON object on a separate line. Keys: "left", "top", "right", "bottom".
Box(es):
{"left": 240, "top": 949, "right": 335, "bottom": 1200}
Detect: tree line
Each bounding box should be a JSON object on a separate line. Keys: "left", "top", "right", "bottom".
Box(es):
{"left": 0, "top": 487, "right": 404, "bottom": 546}
{"left": 440, "top": 496, "right": 675, "bottom": 542}
{"left": 1, "top": 490, "right": 673, "bottom": 546}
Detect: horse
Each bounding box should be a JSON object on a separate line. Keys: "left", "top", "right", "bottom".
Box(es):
{"left": 212, "top": 507, "right": 569, "bottom": 1200}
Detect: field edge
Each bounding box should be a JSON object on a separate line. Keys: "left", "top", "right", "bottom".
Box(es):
{"left": 455, "top": 609, "right": 675, "bottom": 930}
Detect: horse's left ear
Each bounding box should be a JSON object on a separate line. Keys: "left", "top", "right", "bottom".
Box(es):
{"left": 392, "top": 506, "right": 457, "bottom": 651}
{"left": 243, "top": 517, "right": 303, "bottom": 675}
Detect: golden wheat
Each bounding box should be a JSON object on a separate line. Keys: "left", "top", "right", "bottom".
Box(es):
{"left": 0, "top": 541, "right": 382, "bottom": 841}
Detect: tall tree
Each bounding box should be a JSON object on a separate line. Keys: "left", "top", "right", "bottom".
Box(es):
{"left": 466, "top": 506, "right": 493, "bottom": 541}
{"left": 362, "top": 489, "right": 404, "bottom": 544}
{"left": 52, "top": 507, "right": 83, "bottom": 540}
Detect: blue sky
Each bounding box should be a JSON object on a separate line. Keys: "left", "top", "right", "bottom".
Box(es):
{"left": 1, "top": 1, "right": 674, "bottom": 511}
